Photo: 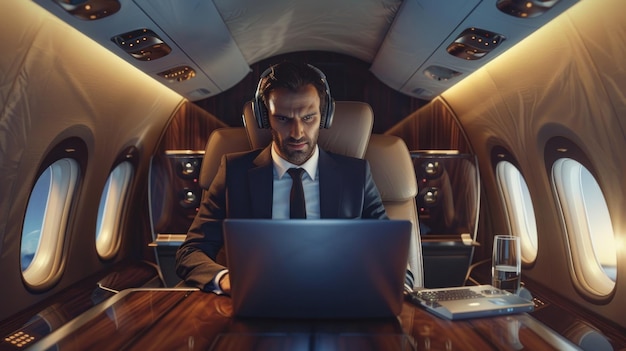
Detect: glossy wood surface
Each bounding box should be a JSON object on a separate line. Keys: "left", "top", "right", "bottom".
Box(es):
{"left": 468, "top": 260, "right": 626, "bottom": 351}
{"left": 21, "top": 289, "right": 581, "bottom": 351}
{"left": 0, "top": 260, "right": 161, "bottom": 349}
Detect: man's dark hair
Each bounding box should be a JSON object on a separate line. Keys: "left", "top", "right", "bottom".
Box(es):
{"left": 258, "top": 61, "right": 328, "bottom": 112}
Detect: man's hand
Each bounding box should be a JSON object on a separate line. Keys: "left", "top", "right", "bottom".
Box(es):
{"left": 218, "top": 272, "right": 231, "bottom": 294}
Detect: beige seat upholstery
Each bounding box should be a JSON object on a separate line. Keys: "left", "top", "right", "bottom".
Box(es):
{"left": 196, "top": 127, "right": 251, "bottom": 266}
{"left": 198, "top": 127, "right": 251, "bottom": 190}
{"left": 241, "top": 101, "right": 272, "bottom": 150}
{"left": 365, "top": 134, "right": 424, "bottom": 288}
{"left": 242, "top": 100, "right": 374, "bottom": 159}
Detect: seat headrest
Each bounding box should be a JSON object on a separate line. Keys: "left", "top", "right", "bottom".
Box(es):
{"left": 318, "top": 101, "right": 373, "bottom": 159}
{"left": 242, "top": 101, "right": 373, "bottom": 159}
{"left": 199, "top": 127, "right": 250, "bottom": 189}
{"left": 242, "top": 101, "right": 272, "bottom": 149}
{"left": 365, "top": 134, "right": 417, "bottom": 201}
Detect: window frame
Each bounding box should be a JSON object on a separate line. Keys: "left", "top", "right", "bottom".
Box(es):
{"left": 96, "top": 160, "right": 134, "bottom": 260}
{"left": 495, "top": 160, "right": 538, "bottom": 265}
{"left": 545, "top": 137, "right": 617, "bottom": 301}
{"left": 551, "top": 158, "right": 616, "bottom": 298}
{"left": 20, "top": 137, "right": 86, "bottom": 291}
{"left": 21, "top": 158, "right": 80, "bottom": 289}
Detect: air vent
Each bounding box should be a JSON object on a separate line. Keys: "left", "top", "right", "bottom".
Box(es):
{"left": 53, "top": 0, "right": 120, "bottom": 20}
{"left": 496, "top": 0, "right": 561, "bottom": 18}
{"left": 411, "top": 88, "right": 434, "bottom": 100}
{"left": 424, "top": 66, "right": 462, "bottom": 81}
{"left": 111, "top": 29, "right": 172, "bottom": 61}
{"left": 188, "top": 88, "right": 212, "bottom": 99}
{"left": 447, "top": 28, "right": 506, "bottom": 60}
{"left": 157, "top": 66, "right": 196, "bottom": 82}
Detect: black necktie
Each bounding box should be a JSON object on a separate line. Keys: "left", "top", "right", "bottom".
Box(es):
{"left": 287, "top": 168, "right": 306, "bottom": 219}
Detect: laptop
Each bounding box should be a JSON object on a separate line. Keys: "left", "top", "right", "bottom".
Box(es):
{"left": 407, "top": 284, "right": 535, "bottom": 320}
{"left": 222, "top": 219, "right": 412, "bottom": 319}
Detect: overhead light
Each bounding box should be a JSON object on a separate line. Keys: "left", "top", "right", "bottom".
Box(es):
{"left": 496, "top": 0, "right": 561, "bottom": 18}
{"left": 424, "top": 65, "right": 462, "bottom": 81}
{"left": 111, "top": 29, "right": 172, "bottom": 61}
{"left": 53, "top": 0, "right": 120, "bottom": 20}
{"left": 447, "top": 28, "right": 506, "bottom": 60}
{"left": 157, "top": 66, "right": 196, "bottom": 82}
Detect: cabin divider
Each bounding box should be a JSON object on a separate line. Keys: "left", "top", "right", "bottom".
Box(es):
{"left": 411, "top": 151, "right": 480, "bottom": 288}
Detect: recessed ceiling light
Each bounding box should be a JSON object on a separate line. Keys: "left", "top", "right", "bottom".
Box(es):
{"left": 447, "top": 28, "right": 506, "bottom": 60}
{"left": 157, "top": 66, "right": 196, "bottom": 82}
{"left": 496, "top": 0, "right": 561, "bottom": 18}
{"left": 111, "top": 29, "right": 172, "bottom": 61}
{"left": 53, "top": 0, "right": 121, "bottom": 20}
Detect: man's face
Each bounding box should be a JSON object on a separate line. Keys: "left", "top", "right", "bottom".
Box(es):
{"left": 267, "top": 84, "right": 321, "bottom": 165}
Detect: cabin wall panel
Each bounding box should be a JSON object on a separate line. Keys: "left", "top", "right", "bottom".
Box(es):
{"left": 442, "top": 0, "right": 626, "bottom": 326}
{"left": 0, "top": 1, "right": 184, "bottom": 320}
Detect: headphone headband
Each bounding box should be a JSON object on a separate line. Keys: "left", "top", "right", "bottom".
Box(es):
{"left": 252, "top": 63, "right": 335, "bottom": 129}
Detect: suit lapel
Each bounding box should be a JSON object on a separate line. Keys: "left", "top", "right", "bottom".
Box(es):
{"left": 318, "top": 149, "right": 343, "bottom": 218}
{"left": 248, "top": 146, "right": 274, "bottom": 218}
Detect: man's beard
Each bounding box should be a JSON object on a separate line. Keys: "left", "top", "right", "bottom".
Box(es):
{"left": 272, "top": 131, "right": 316, "bottom": 165}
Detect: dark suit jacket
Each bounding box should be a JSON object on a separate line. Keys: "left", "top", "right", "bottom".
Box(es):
{"left": 175, "top": 146, "right": 388, "bottom": 290}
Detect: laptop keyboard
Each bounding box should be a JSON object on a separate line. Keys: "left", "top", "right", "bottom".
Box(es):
{"left": 413, "top": 288, "right": 483, "bottom": 304}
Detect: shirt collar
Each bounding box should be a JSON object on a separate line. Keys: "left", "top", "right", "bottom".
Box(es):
{"left": 271, "top": 142, "right": 319, "bottom": 180}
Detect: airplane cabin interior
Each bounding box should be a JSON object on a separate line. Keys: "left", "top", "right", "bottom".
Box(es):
{"left": 0, "top": 0, "right": 625, "bottom": 350}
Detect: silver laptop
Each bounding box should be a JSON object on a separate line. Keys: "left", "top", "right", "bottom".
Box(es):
{"left": 222, "top": 219, "right": 412, "bottom": 319}
{"left": 408, "top": 284, "right": 534, "bottom": 320}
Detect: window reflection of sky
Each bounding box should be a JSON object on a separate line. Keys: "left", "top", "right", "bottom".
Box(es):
{"left": 21, "top": 169, "right": 51, "bottom": 270}
{"left": 96, "top": 180, "right": 111, "bottom": 240}
{"left": 580, "top": 167, "right": 617, "bottom": 281}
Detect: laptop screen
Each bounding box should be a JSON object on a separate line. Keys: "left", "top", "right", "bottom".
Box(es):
{"left": 223, "top": 219, "right": 412, "bottom": 319}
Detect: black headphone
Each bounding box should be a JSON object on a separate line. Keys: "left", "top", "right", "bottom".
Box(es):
{"left": 252, "top": 63, "right": 335, "bottom": 129}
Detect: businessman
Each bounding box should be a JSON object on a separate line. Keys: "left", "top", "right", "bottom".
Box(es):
{"left": 176, "top": 61, "right": 412, "bottom": 293}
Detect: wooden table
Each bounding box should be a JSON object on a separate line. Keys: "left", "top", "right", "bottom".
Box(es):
{"left": 23, "top": 288, "right": 580, "bottom": 351}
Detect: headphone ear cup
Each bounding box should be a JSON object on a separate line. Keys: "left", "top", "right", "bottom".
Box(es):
{"left": 253, "top": 98, "right": 270, "bottom": 129}
{"left": 306, "top": 64, "right": 334, "bottom": 129}
{"left": 322, "top": 98, "right": 335, "bottom": 129}
{"left": 254, "top": 67, "right": 273, "bottom": 129}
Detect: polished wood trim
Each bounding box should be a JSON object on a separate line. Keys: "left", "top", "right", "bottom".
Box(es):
{"left": 385, "top": 97, "right": 472, "bottom": 154}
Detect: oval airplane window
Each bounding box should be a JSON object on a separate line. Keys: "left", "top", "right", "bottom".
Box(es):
{"left": 552, "top": 158, "right": 616, "bottom": 298}
{"left": 96, "top": 161, "right": 134, "bottom": 260}
{"left": 21, "top": 158, "right": 80, "bottom": 289}
{"left": 496, "top": 161, "right": 538, "bottom": 264}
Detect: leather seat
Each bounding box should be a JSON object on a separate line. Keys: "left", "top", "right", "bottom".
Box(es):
{"left": 365, "top": 134, "right": 424, "bottom": 288}
{"left": 198, "top": 127, "right": 250, "bottom": 191}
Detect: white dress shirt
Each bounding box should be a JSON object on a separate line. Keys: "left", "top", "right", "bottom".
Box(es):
{"left": 270, "top": 142, "right": 321, "bottom": 219}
